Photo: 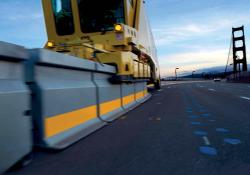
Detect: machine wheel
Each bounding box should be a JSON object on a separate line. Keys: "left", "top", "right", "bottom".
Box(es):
{"left": 154, "top": 79, "right": 161, "bottom": 90}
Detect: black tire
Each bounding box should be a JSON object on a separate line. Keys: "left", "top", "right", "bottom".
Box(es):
{"left": 154, "top": 80, "right": 161, "bottom": 90}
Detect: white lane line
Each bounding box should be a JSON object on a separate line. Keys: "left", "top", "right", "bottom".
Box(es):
{"left": 208, "top": 89, "right": 216, "bottom": 91}
{"left": 240, "top": 96, "right": 250, "bottom": 100}
{"left": 158, "top": 89, "right": 163, "bottom": 92}
{"left": 202, "top": 136, "right": 211, "bottom": 146}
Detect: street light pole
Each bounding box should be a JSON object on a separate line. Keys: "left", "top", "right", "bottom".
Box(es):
{"left": 175, "top": 68, "right": 179, "bottom": 80}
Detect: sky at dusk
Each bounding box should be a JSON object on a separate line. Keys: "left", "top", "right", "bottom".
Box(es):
{"left": 0, "top": 0, "right": 250, "bottom": 76}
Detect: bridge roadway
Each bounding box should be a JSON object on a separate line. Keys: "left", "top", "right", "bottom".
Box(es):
{"left": 6, "top": 81, "right": 250, "bottom": 175}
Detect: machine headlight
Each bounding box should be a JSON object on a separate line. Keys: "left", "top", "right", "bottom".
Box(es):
{"left": 114, "top": 24, "right": 123, "bottom": 32}
{"left": 47, "top": 41, "right": 54, "bottom": 48}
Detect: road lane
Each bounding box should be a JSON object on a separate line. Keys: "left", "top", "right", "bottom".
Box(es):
{"left": 195, "top": 81, "right": 250, "bottom": 97}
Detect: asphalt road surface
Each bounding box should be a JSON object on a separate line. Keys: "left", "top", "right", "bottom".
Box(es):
{"left": 6, "top": 81, "right": 250, "bottom": 175}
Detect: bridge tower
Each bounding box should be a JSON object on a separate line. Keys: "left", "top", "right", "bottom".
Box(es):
{"left": 232, "top": 26, "right": 248, "bottom": 73}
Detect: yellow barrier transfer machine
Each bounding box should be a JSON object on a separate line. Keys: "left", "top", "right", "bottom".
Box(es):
{"left": 0, "top": 1, "right": 162, "bottom": 172}
{"left": 42, "top": 0, "right": 161, "bottom": 88}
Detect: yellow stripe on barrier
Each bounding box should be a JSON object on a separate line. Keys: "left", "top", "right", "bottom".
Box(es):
{"left": 122, "top": 94, "right": 135, "bottom": 106}
{"left": 45, "top": 105, "right": 97, "bottom": 138}
{"left": 45, "top": 90, "right": 147, "bottom": 138}
{"left": 136, "top": 91, "right": 144, "bottom": 100}
{"left": 100, "top": 98, "right": 121, "bottom": 116}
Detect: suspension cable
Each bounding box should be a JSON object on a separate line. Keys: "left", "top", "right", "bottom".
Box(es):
{"left": 225, "top": 35, "right": 233, "bottom": 74}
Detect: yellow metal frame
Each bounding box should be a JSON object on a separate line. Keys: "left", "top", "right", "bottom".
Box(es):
{"left": 42, "top": 0, "right": 156, "bottom": 80}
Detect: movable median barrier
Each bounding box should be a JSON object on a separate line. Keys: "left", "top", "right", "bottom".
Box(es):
{"left": 27, "top": 49, "right": 151, "bottom": 150}
{"left": 0, "top": 42, "right": 32, "bottom": 174}
{"left": 135, "top": 82, "right": 149, "bottom": 103}
{"left": 27, "top": 49, "right": 107, "bottom": 150}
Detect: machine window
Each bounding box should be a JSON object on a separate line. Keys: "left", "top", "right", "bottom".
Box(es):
{"left": 77, "top": 0, "right": 125, "bottom": 33}
{"left": 52, "top": 0, "right": 75, "bottom": 35}
{"left": 129, "top": 0, "right": 134, "bottom": 7}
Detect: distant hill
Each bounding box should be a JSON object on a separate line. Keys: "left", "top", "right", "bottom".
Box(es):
{"left": 178, "top": 64, "right": 250, "bottom": 78}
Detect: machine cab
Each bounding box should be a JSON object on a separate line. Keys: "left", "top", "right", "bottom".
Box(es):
{"left": 43, "top": 0, "right": 138, "bottom": 46}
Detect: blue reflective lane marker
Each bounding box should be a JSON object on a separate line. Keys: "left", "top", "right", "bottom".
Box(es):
{"left": 224, "top": 138, "right": 241, "bottom": 145}
{"left": 199, "top": 146, "right": 217, "bottom": 156}
{"left": 189, "top": 115, "right": 199, "bottom": 119}
{"left": 216, "top": 128, "right": 229, "bottom": 133}
{"left": 201, "top": 114, "right": 211, "bottom": 117}
{"left": 194, "top": 131, "right": 207, "bottom": 136}
{"left": 190, "top": 121, "right": 201, "bottom": 125}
